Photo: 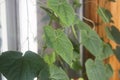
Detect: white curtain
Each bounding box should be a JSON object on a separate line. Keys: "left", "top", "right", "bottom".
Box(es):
{"left": 19, "top": 0, "right": 37, "bottom": 53}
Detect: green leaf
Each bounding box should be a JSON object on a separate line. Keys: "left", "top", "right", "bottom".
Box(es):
{"left": 38, "top": 66, "right": 50, "bottom": 80}
{"left": 49, "top": 65, "right": 69, "bottom": 80}
{"left": 44, "top": 26, "right": 73, "bottom": 65}
{"left": 71, "top": 78, "right": 84, "bottom": 80}
{"left": 73, "top": 0, "right": 81, "bottom": 9}
{"left": 38, "top": 65, "right": 69, "bottom": 80}
{"left": 0, "top": 51, "right": 22, "bottom": 75}
{"left": 97, "top": 6, "right": 112, "bottom": 23}
{"left": 105, "top": 26, "right": 114, "bottom": 40}
{"left": 0, "top": 51, "right": 47, "bottom": 80}
{"left": 119, "top": 70, "right": 120, "bottom": 75}
{"left": 109, "top": 0, "right": 116, "bottom": 2}
{"left": 71, "top": 52, "right": 82, "bottom": 70}
{"left": 105, "top": 26, "right": 120, "bottom": 44}
{"left": 113, "top": 46, "right": 120, "bottom": 62}
{"left": 77, "top": 21, "right": 113, "bottom": 60}
{"left": 40, "top": 6, "right": 59, "bottom": 22}
{"left": 47, "top": 0, "right": 75, "bottom": 26}
{"left": 99, "top": 43, "right": 113, "bottom": 60}
{"left": 105, "top": 64, "right": 113, "bottom": 78}
{"left": 77, "top": 21, "right": 92, "bottom": 31}
{"left": 71, "top": 60, "right": 82, "bottom": 71}
{"left": 44, "top": 52, "right": 56, "bottom": 65}
{"left": 85, "top": 59, "right": 113, "bottom": 80}
{"left": 80, "top": 30, "right": 103, "bottom": 57}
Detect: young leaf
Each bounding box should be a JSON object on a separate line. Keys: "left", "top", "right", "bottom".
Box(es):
{"left": 73, "top": 0, "right": 81, "bottom": 9}
{"left": 85, "top": 59, "right": 113, "bottom": 80}
{"left": 44, "top": 26, "right": 73, "bottom": 65}
{"left": 38, "top": 65, "right": 69, "bottom": 80}
{"left": 105, "top": 26, "right": 120, "bottom": 44}
{"left": 113, "top": 46, "right": 120, "bottom": 62}
{"left": 47, "top": 0, "right": 75, "bottom": 26}
{"left": 0, "top": 51, "right": 47, "bottom": 80}
{"left": 44, "top": 52, "right": 56, "bottom": 65}
{"left": 97, "top": 6, "right": 112, "bottom": 23}
{"left": 80, "top": 30, "right": 103, "bottom": 58}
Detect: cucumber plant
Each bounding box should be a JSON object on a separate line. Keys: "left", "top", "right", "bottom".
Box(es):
{"left": 0, "top": 0, "right": 119, "bottom": 80}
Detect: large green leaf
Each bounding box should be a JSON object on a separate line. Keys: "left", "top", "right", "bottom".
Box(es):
{"left": 113, "top": 46, "right": 120, "bottom": 62}
{"left": 97, "top": 6, "right": 112, "bottom": 23}
{"left": 99, "top": 43, "right": 113, "bottom": 60}
{"left": 105, "top": 26, "right": 120, "bottom": 44}
{"left": 85, "top": 59, "right": 113, "bottom": 80}
{"left": 77, "top": 21, "right": 113, "bottom": 60}
{"left": 0, "top": 51, "right": 46, "bottom": 80}
{"left": 44, "top": 26, "right": 73, "bottom": 65}
{"left": 47, "top": 0, "right": 75, "bottom": 26}
{"left": 39, "top": 65, "right": 69, "bottom": 80}
{"left": 80, "top": 30, "right": 103, "bottom": 57}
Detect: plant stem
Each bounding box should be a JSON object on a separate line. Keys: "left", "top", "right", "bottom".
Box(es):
{"left": 57, "top": 55, "right": 68, "bottom": 73}
{"left": 83, "top": 16, "right": 96, "bottom": 30}
{"left": 49, "top": 18, "right": 52, "bottom": 25}
{"left": 72, "top": 25, "right": 78, "bottom": 39}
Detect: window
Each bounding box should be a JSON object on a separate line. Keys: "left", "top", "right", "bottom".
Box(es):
{"left": 0, "top": 0, "right": 8, "bottom": 52}
{"left": 0, "top": 0, "right": 38, "bottom": 52}
{"left": 19, "top": 0, "right": 37, "bottom": 53}
{"left": 0, "top": 0, "right": 38, "bottom": 79}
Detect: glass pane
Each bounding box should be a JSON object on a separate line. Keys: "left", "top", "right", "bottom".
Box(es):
{"left": 19, "top": 0, "right": 37, "bottom": 53}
